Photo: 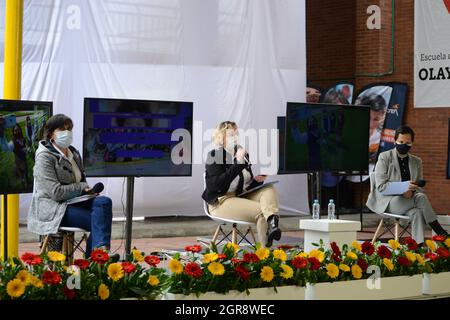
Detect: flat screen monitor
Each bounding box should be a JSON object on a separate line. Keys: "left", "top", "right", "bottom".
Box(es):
{"left": 0, "top": 100, "right": 53, "bottom": 194}
{"left": 83, "top": 98, "right": 193, "bottom": 177}
{"left": 285, "top": 102, "right": 369, "bottom": 173}
{"left": 277, "top": 116, "right": 287, "bottom": 174}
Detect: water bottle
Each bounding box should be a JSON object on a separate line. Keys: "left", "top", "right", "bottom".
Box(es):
{"left": 312, "top": 199, "right": 320, "bottom": 220}
{"left": 328, "top": 199, "right": 336, "bottom": 220}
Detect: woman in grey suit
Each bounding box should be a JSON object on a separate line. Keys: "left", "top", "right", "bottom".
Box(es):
{"left": 28, "top": 114, "right": 118, "bottom": 260}
{"left": 366, "top": 126, "right": 448, "bottom": 244}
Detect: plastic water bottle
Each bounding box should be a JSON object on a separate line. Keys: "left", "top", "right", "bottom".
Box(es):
{"left": 328, "top": 199, "right": 336, "bottom": 220}
{"left": 312, "top": 200, "right": 320, "bottom": 220}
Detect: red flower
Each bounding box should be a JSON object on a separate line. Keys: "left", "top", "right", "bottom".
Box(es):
{"left": 74, "top": 259, "right": 90, "bottom": 270}
{"left": 377, "top": 245, "right": 392, "bottom": 259}
{"left": 404, "top": 238, "right": 418, "bottom": 251}
{"left": 122, "top": 262, "right": 137, "bottom": 273}
{"left": 332, "top": 253, "right": 342, "bottom": 263}
{"left": 184, "top": 262, "right": 203, "bottom": 278}
{"left": 42, "top": 271, "right": 62, "bottom": 285}
{"left": 424, "top": 252, "right": 439, "bottom": 262}
{"left": 357, "top": 259, "right": 369, "bottom": 272}
{"left": 185, "top": 245, "right": 202, "bottom": 253}
{"left": 292, "top": 256, "right": 308, "bottom": 269}
{"left": 243, "top": 253, "right": 260, "bottom": 263}
{"left": 361, "top": 242, "right": 375, "bottom": 255}
{"left": 308, "top": 257, "right": 321, "bottom": 270}
{"left": 231, "top": 258, "right": 241, "bottom": 264}
{"left": 436, "top": 247, "right": 450, "bottom": 258}
{"left": 21, "top": 253, "right": 43, "bottom": 266}
{"left": 330, "top": 242, "right": 341, "bottom": 257}
{"left": 235, "top": 265, "right": 250, "bottom": 281}
{"left": 90, "top": 249, "right": 109, "bottom": 264}
{"left": 144, "top": 255, "right": 161, "bottom": 267}
{"left": 432, "top": 235, "right": 446, "bottom": 242}
{"left": 218, "top": 254, "right": 227, "bottom": 260}
{"left": 397, "top": 256, "right": 411, "bottom": 267}
{"left": 62, "top": 286, "right": 76, "bottom": 299}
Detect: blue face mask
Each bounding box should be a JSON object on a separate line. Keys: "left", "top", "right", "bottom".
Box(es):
{"left": 395, "top": 143, "right": 411, "bottom": 155}
{"left": 54, "top": 130, "right": 73, "bottom": 149}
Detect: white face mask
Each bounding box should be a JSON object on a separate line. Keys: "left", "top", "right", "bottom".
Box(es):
{"left": 54, "top": 130, "right": 73, "bottom": 149}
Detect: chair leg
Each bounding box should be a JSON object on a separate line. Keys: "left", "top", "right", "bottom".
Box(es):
{"left": 249, "top": 227, "right": 257, "bottom": 245}
{"left": 211, "top": 225, "right": 221, "bottom": 243}
{"left": 62, "top": 233, "right": 68, "bottom": 258}
{"left": 67, "top": 232, "right": 75, "bottom": 265}
{"left": 394, "top": 220, "right": 399, "bottom": 241}
{"left": 40, "top": 235, "right": 50, "bottom": 255}
{"left": 232, "top": 224, "right": 237, "bottom": 244}
{"left": 372, "top": 219, "right": 384, "bottom": 243}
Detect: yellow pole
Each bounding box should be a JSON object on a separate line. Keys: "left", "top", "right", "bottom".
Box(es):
{"left": 1, "top": 0, "right": 24, "bottom": 260}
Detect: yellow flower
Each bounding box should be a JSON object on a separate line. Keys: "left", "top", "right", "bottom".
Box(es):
{"left": 47, "top": 251, "right": 66, "bottom": 262}
{"left": 148, "top": 275, "right": 160, "bottom": 286}
{"left": 383, "top": 258, "right": 394, "bottom": 271}
{"left": 208, "top": 262, "right": 225, "bottom": 276}
{"left": 346, "top": 252, "right": 358, "bottom": 260}
{"left": 15, "top": 270, "right": 31, "bottom": 285}
{"left": 273, "top": 249, "right": 287, "bottom": 261}
{"left": 260, "top": 266, "right": 274, "bottom": 282}
{"left": 98, "top": 283, "right": 110, "bottom": 300}
{"left": 168, "top": 259, "right": 183, "bottom": 274}
{"left": 107, "top": 263, "right": 124, "bottom": 282}
{"left": 280, "top": 264, "right": 294, "bottom": 279}
{"left": 352, "top": 241, "right": 362, "bottom": 251}
{"left": 29, "top": 276, "right": 43, "bottom": 289}
{"left": 339, "top": 264, "right": 350, "bottom": 272}
{"left": 309, "top": 250, "right": 325, "bottom": 263}
{"left": 255, "top": 248, "right": 270, "bottom": 260}
{"left": 7, "top": 279, "right": 26, "bottom": 298}
{"left": 202, "top": 253, "right": 219, "bottom": 264}
{"left": 425, "top": 240, "right": 436, "bottom": 251}
{"left": 132, "top": 249, "right": 145, "bottom": 262}
{"left": 226, "top": 242, "right": 240, "bottom": 253}
{"left": 405, "top": 252, "right": 417, "bottom": 263}
{"left": 416, "top": 254, "right": 425, "bottom": 266}
{"left": 445, "top": 238, "right": 450, "bottom": 248}
{"left": 351, "top": 264, "right": 362, "bottom": 279}
{"left": 388, "top": 240, "right": 401, "bottom": 250}
{"left": 297, "top": 252, "right": 308, "bottom": 258}
{"left": 326, "top": 263, "right": 340, "bottom": 279}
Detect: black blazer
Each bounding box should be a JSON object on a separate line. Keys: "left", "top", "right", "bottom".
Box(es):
{"left": 201, "top": 147, "right": 262, "bottom": 205}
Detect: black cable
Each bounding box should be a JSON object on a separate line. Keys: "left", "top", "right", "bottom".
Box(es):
{"left": 111, "top": 178, "right": 126, "bottom": 255}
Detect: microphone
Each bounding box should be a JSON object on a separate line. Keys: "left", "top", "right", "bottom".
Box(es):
{"left": 415, "top": 179, "right": 426, "bottom": 188}
{"left": 82, "top": 182, "right": 104, "bottom": 195}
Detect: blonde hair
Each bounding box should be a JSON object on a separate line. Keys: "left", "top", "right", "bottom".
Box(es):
{"left": 212, "top": 121, "right": 237, "bottom": 146}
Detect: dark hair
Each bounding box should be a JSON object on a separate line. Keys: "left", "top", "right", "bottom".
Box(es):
{"left": 395, "top": 125, "right": 415, "bottom": 142}
{"left": 356, "top": 94, "right": 387, "bottom": 112}
{"left": 323, "top": 89, "right": 349, "bottom": 105}
{"left": 44, "top": 114, "right": 73, "bottom": 140}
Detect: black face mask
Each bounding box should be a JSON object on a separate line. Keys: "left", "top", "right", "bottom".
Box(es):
{"left": 396, "top": 143, "right": 411, "bottom": 155}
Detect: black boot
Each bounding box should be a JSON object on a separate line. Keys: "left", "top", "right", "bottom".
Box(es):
{"left": 266, "top": 215, "right": 282, "bottom": 247}
{"left": 429, "top": 220, "right": 449, "bottom": 237}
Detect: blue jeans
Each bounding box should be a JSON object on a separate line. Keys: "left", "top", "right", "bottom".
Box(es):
{"left": 60, "top": 196, "right": 113, "bottom": 257}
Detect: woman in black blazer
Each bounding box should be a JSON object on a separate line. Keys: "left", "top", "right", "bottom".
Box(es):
{"left": 202, "top": 121, "right": 281, "bottom": 247}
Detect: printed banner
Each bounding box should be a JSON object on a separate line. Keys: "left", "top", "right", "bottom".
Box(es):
{"left": 414, "top": 0, "right": 450, "bottom": 108}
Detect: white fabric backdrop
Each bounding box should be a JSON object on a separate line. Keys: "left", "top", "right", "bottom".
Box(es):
{"left": 0, "top": 0, "right": 309, "bottom": 219}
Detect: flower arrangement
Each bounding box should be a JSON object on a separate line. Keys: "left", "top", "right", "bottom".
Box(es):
{"left": 1, "top": 235, "right": 449, "bottom": 299}
{"left": 0, "top": 248, "right": 168, "bottom": 300}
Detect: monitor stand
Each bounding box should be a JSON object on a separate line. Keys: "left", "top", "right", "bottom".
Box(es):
{"left": 125, "top": 177, "right": 135, "bottom": 258}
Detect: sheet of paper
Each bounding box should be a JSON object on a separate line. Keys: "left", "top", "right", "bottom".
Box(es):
{"left": 66, "top": 194, "right": 97, "bottom": 205}
{"left": 382, "top": 181, "right": 410, "bottom": 196}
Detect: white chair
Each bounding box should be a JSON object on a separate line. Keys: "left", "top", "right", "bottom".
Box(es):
{"left": 368, "top": 173, "right": 411, "bottom": 243}
{"left": 200, "top": 172, "right": 257, "bottom": 247}
{"left": 40, "top": 227, "right": 89, "bottom": 264}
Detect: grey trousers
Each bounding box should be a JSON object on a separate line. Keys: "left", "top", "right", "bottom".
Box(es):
{"left": 387, "top": 192, "right": 437, "bottom": 244}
